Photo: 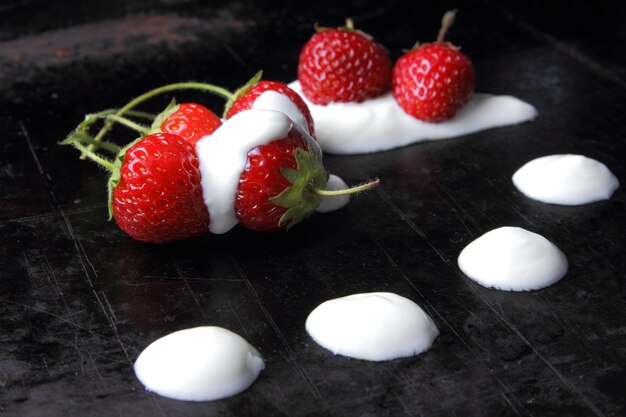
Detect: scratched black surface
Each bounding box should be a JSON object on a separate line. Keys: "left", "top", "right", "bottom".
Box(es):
{"left": 1, "top": 0, "right": 625, "bottom": 416}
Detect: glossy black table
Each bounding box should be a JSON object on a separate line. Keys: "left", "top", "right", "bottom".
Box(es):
{"left": 1, "top": 1, "right": 624, "bottom": 416}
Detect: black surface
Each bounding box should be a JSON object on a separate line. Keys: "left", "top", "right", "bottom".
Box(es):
{"left": 1, "top": 1, "right": 625, "bottom": 416}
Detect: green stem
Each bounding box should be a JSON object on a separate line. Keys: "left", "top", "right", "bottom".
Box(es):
{"left": 84, "top": 82, "right": 235, "bottom": 157}
{"left": 315, "top": 178, "right": 380, "bottom": 196}
{"left": 106, "top": 115, "right": 150, "bottom": 135}
{"left": 65, "top": 139, "right": 116, "bottom": 172}
{"left": 125, "top": 110, "right": 156, "bottom": 120}
{"left": 437, "top": 10, "right": 457, "bottom": 43}
{"left": 70, "top": 132, "right": 120, "bottom": 153}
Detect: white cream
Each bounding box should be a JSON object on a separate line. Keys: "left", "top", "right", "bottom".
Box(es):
{"left": 252, "top": 90, "right": 310, "bottom": 134}
{"left": 315, "top": 174, "right": 350, "bottom": 213}
{"left": 306, "top": 292, "right": 439, "bottom": 361}
{"left": 288, "top": 81, "right": 537, "bottom": 155}
{"left": 512, "top": 154, "right": 619, "bottom": 205}
{"left": 134, "top": 326, "right": 264, "bottom": 402}
{"left": 196, "top": 110, "right": 292, "bottom": 234}
{"left": 458, "top": 227, "right": 568, "bottom": 291}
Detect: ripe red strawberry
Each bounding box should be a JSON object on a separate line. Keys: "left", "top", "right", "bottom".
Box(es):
{"left": 62, "top": 132, "right": 210, "bottom": 243}
{"left": 226, "top": 80, "right": 315, "bottom": 137}
{"left": 111, "top": 133, "right": 210, "bottom": 242}
{"left": 235, "top": 124, "right": 326, "bottom": 232}
{"left": 392, "top": 10, "right": 475, "bottom": 122}
{"left": 153, "top": 102, "right": 222, "bottom": 146}
{"left": 297, "top": 19, "right": 391, "bottom": 105}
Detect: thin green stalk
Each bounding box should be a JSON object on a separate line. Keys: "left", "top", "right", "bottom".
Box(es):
{"left": 314, "top": 178, "right": 380, "bottom": 196}
{"left": 70, "top": 131, "right": 120, "bottom": 153}
{"left": 65, "top": 139, "right": 115, "bottom": 171}
{"left": 106, "top": 115, "right": 150, "bottom": 135}
{"left": 84, "top": 82, "right": 235, "bottom": 157}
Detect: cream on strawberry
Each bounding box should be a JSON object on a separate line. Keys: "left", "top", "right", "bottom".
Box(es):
{"left": 251, "top": 90, "right": 310, "bottom": 135}
{"left": 196, "top": 109, "right": 367, "bottom": 234}
{"left": 196, "top": 110, "right": 293, "bottom": 234}
{"left": 289, "top": 81, "right": 537, "bottom": 155}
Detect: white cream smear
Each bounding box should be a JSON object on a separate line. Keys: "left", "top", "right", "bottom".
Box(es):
{"left": 306, "top": 292, "right": 439, "bottom": 361}
{"left": 134, "top": 326, "right": 264, "bottom": 402}
{"left": 252, "top": 90, "right": 310, "bottom": 134}
{"left": 315, "top": 174, "right": 350, "bottom": 213}
{"left": 196, "top": 110, "right": 292, "bottom": 234}
{"left": 288, "top": 81, "right": 538, "bottom": 154}
{"left": 458, "top": 226, "right": 568, "bottom": 291}
{"left": 512, "top": 154, "right": 619, "bottom": 205}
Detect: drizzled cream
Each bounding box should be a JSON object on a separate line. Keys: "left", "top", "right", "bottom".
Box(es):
{"left": 196, "top": 110, "right": 292, "bottom": 234}
{"left": 512, "top": 154, "right": 619, "bottom": 205}
{"left": 252, "top": 90, "right": 310, "bottom": 134}
{"left": 134, "top": 326, "right": 264, "bottom": 402}
{"left": 458, "top": 226, "right": 568, "bottom": 291}
{"left": 306, "top": 292, "right": 439, "bottom": 361}
{"left": 288, "top": 81, "right": 537, "bottom": 154}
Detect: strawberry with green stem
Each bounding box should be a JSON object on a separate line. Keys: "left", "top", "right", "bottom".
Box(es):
{"left": 392, "top": 10, "right": 476, "bottom": 122}
{"left": 62, "top": 132, "right": 210, "bottom": 243}
{"left": 63, "top": 75, "right": 380, "bottom": 238}
{"left": 218, "top": 110, "right": 379, "bottom": 232}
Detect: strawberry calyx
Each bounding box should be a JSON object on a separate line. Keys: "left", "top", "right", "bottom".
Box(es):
{"left": 106, "top": 137, "right": 143, "bottom": 219}
{"left": 270, "top": 141, "right": 381, "bottom": 229}
{"left": 271, "top": 147, "right": 328, "bottom": 229}
{"left": 222, "top": 70, "right": 263, "bottom": 118}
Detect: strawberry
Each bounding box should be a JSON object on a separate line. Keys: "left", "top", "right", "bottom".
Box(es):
{"left": 198, "top": 110, "right": 379, "bottom": 233}
{"left": 153, "top": 102, "right": 222, "bottom": 146}
{"left": 234, "top": 124, "right": 325, "bottom": 232}
{"left": 297, "top": 19, "right": 391, "bottom": 105}
{"left": 62, "top": 133, "right": 210, "bottom": 243}
{"left": 225, "top": 79, "right": 315, "bottom": 137}
{"left": 392, "top": 10, "right": 475, "bottom": 122}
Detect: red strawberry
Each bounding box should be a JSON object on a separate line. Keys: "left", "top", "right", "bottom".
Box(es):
{"left": 392, "top": 10, "right": 475, "bottom": 122}
{"left": 226, "top": 80, "right": 316, "bottom": 137}
{"left": 63, "top": 132, "right": 210, "bottom": 243}
{"left": 234, "top": 125, "right": 326, "bottom": 232}
{"left": 153, "top": 102, "right": 222, "bottom": 146}
{"left": 229, "top": 111, "right": 380, "bottom": 232}
{"left": 297, "top": 19, "right": 391, "bottom": 105}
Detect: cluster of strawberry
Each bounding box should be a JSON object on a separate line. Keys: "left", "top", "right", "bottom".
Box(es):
{"left": 297, "top": 10, "right": 475, "bottom": 122}
{"left": 62, "top": 74, "right": 377, "bottom": 243}
{"left": 62, "top": 10, "right": 470, "bottom": 244}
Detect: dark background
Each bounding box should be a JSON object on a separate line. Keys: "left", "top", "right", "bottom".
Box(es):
{"left": 1, "top": 1, "right": 625, "bottom": 416}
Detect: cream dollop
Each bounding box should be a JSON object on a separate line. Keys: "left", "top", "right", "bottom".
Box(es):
{"left": 289, "top": 81, "right": 537, "bottom": 154}
{"left": 134, "top": 326, "right": 264, "bottom": 402}
{"left": 306, "top": 292, "right": 439, "bottom": 361}
{"left": 512, "top": 154, "right": 619, "bottom": 205}
{"left": 458, "top": 227, "right": 568, "bottom": 291}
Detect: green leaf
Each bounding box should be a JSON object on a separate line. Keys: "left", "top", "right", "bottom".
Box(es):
{"left": 270, "top": 147, "right": 328, "bottom": 230}
{"left": 150, "top": 99, "right": 179, "bottom": 132}
{"left": 222, "top": 70, "right": 263, "bottom": 118}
